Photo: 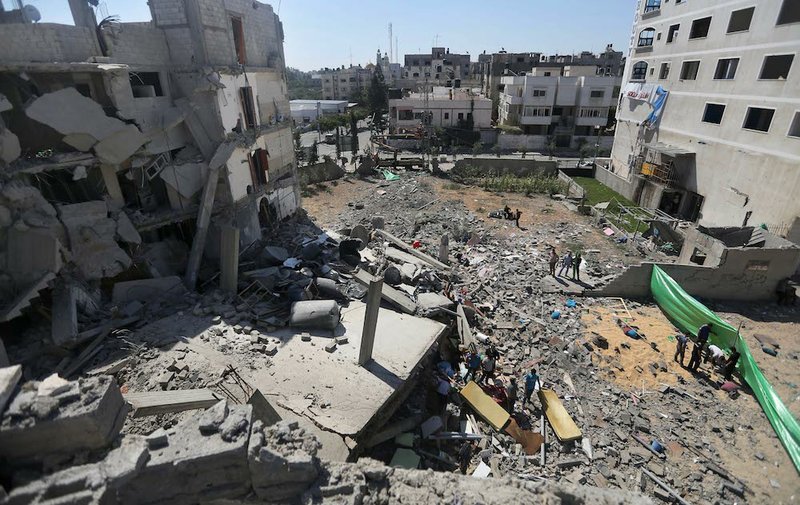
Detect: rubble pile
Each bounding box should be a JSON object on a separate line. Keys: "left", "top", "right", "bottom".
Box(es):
{"left": 0, "top": 374, "right": 653, "bottom": 504}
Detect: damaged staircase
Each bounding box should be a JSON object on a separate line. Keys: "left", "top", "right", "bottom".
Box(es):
{"left": 0, "top": 271, "right": 56, "bottom": 322}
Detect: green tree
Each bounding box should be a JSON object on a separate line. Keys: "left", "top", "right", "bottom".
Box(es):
{"left": 367, "top": 66, "right": 388, "bottom": 132}
{"left": 293, "top": 129, "right": 305, "bottom": 165}
{"left": 472, "top": 141, "right": 482, "bottom": 157}
{"left": 335, "top": 127, "right": 341, "bottom": 159}
{"left": 350, "top": 112, "right": 359, "bottom": 158}
{"left": 546, "top": 136, "right": 557, "bottom": 159}
{"left": 492, "top": 144, "right": 502, "bottom": 157}
{"left": 308, "top": 140, "right": 319, "bottom": 165}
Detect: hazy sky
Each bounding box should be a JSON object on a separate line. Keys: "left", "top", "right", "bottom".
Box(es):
{"left": 33, "top": 0, "right": 636, "bottom": 71}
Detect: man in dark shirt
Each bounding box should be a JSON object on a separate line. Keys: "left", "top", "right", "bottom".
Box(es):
{"left": 458, "top": 441, "right": 474, "bottom": 474}
{"left": 674, "top": 332, "right": 688, "bottom": 366}
{"left": 506, "top": 377, "right": 518, "bottom": 413}
{"left": 724, "top": 347, "right": 741, "bottom": 380}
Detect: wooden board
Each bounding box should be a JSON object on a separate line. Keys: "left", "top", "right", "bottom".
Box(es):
{"left": 352, "top": 268, "right": 417, "bottom": 314}
{"left": 125, "top": 389, "right": 220, "bottom": 418}
{"left": 538, "top": 388, "right": 582, "bottom": 442}
{"left": 374, "top": 229, "right": 450, "bottom": 271}
{"left": 459, "top": 381, "right": 510, "bottom": 432}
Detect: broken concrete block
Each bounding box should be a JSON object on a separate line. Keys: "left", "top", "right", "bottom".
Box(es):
{"left": 112, "top": 276, "right": 185, "bottom": 304}
{"left": 264, "top": 344, "right": 278, "bottom": 356}
{"left": 146, "top": 428, "right": 169, "bottom": 449}
{"left": 7, "top": 227, "right": 62, "bottom": 285}
{"left": 0, "top": 365, "right": 22, "bottom": 416}
{"left": 116, "top": 212, "right": 142, "bottom": 245}
{"left": 58, "top": 201, "right": 132, "bottom": 280}
{"left": 248, "top": 420, "right": 320, "bottom": 501}
{"left": 94, "top": 124, "right": 147, "bottom": 164}
{"left": 199, "top": 400, "right": 229, "bottom": 435}
{"left": 300, "top": 333, "right": 311, "bottom": 342}
{"left": 0, "top": 127, "right": 20, "bottom": 164}
{"left": 37, "top": 373, "right": 71, "bottom": 397}
{"left": 62, "top": 133, "right": 97, "bottom": 152}
{"left": 0, "top": 376, "right": 128, "bottom": 461}
{"left": 416, "top": 292, "right": 455, "bottom": 312}
{"left": 324, "top": 342, "right": 337, "bottom": 353}
{"left": 288, "top": 300, "right": 340, "bottom": 330}
{"left": 25, "top": 88, "right": 127, "bottom": 141}
{"left": 334, "top": 336, "right": 348, "bottom": 345}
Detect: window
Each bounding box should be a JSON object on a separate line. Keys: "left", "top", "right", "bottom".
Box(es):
{"left": 788, "top": 112, "right": 800, "bottom": 137}
{"left": 742, "top": 107, "right": 774, "bottom": 132}
{"left": 759, "top": 54, "right": 794, "bottom": 79}
{"left": 129, "top": 71, "right": 164, "bottom": 97}
{"left": 239, "top": 86, "right": 256, "bottom": 129}
{"left": 702, "top": 103, "right": 725, "bottom": 124}
{"left": 727, "top": 7, "right": 755, "bottom": 32}
{"left": 579, "top": 108, "right": 603, "bottom": 118}
{"left": 590, "top": 90, "right": 605, "bottom": 98}
{"left": 543, "top": 71, "right": 552, "bottom": 76}
{"left": 659, "top": 62, "right": 670, "bottom": 79}
{"left": 413, "top": 112, "right": 423, "bottom": 120}
{"left": 689, "top": 17, "right": 712, "bottom": 39}
{"left": 714, "top": 58, "right": 739, "bottom": 79}
{"left": 523, "top": 107, "right": 551, "bottom": 117}
{"left": 667, "top": 24, "right": 679, "bottom": 42}
{"left": 777, "top": 0, "right": 800, "bottom": 24}
{"left": 532, "top": 89, "right": 546, "bottom": 97}
{"left": 231, "top": 17, "right": 246, "bottom": 64}
{"left": 458, "top": 112, "right": 464, "bottom": 120}
{"left": 638, "top": 28, "right": 655, "bottom": 47}
{"left": 644, "top": 0, "right": 661, "bottom": 13}
{"left": 680, "top": 60, "right": 700, "bottom": 80}
{"left": 398, "top": 110, "right": 413, "bottom": 120}
{"left": 444, "top": 112, "right": 449, "bottom": 120}
{"left": 248, "top": 148, "right": 269, "bottom": 187}
{"left": 631, "top": 61, "right": 648, "bottom": 80}
{"left": 650, "top": 67, "right": 655, "bottom": 76}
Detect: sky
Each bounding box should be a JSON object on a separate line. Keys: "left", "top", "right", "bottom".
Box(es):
{"left": 30, "top": 0, "right": 637, "bottom": 71}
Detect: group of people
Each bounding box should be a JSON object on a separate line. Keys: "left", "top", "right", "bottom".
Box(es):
{"left": 674, "top": 322, "right": 741, "bottom": 380}
{"left": 502, "top": 205, "right": 522, "bottom": 228}
{"left": 548, "top": 247, "right": 582, "bottom": 281}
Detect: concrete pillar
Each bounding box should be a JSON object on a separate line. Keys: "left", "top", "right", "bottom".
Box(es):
{"left": 100, "top": 164, "right": 124, "bottom": 209}
{"left": 438, "top": 234, "right": 449, "bottom": 264}
{"left": 358, "top": 279, "right": 383, "bottom": 366}
{"left": 184, "top": 166, "right": 220, "bottom": 290}
{"left": 219, "top": 225, "right": 240, "bottom": 294}
{"left": 68, "top": 0, "right": 96, "bottom": 29}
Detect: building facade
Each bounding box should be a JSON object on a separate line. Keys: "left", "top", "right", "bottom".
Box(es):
{"left": 388, "top": 88, "right": 492, "bottom": 133}
{"left": 316, "top": 65, "right": 372, "bottom": 101}
{"left": 290, "top": 99, "right": 348, "bottom": 124}
{"left": 403, "top": 47, "right": 472, "bottom": 87}
{"left": 497, "top": 69, "right": 620, "bottom": 149}
{"left": 606, "top": 0, "right": 800, "bottom": 232}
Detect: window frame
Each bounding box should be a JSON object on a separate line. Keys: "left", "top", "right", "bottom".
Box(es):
{"left": 679, "top": 60, "right": 701, "bottom": 80}
{"left": 776, "top": 0, "right": 800, "bottom": 25}
{"left": 644, "top": 0, "right": 661, "bottom": 13}
{"left": 230, "top": 16, "right": 247, "bottom": 65}
{"left": 701, "top": 102, "right": 726, "bottom": 125}
{"left": 659, "top": 62, "right": 670, "bottom": 80}
{"left": 758, "top": 53, "right": 795, "bottom": 80}
{"left": 589, "top": 89, "right": 605, "bottom": 98}
{"left": 666, "top": 24, "right": 680, "bottom": 43}
{"left": 787, "top": 110, "right": 800, "bottom": 138}
{"left": 638, "top": 28, "right": 656, "bottom": 47}
{"left": 631, "top": 61, "right": 648, "bottom": 81}
{"left": 532, "top": 89, "right": 547, "bottom": 97}
{"left": 741, "top": 106, "right": 776, "bottom": 133}
{"left": 727, "top": 6, "right": 755, "bottom": 33}
{"left": 689, "top": 16, "right": 713, "bottom": 39}
{"left": 713, "top": 57, "right": 740, "bottom": 80}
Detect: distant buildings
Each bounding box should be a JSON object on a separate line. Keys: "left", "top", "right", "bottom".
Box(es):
{"left": 497, "top": 68, "right": 620, "bottom": 150}
{"left": 290, "top": 100, "right": 349, "bottom": 124}
{"left": 402, "top": 47, "right": 479, "bottom": 88}
{"left": 388, "top": 87, "right": 492, "bottom": 133}
{"left": 315, "top": 66, "right": 372, "bottom": 100}
{"left": 605, "top": 0, "right": 800, "bottom": 234}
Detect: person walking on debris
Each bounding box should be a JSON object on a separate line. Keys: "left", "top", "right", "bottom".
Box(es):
{"left": 479, "top": 353, "right": 496, "bottom": 384}
{"left": 514, "top": 209, "right": 522, "bottom": 228}
{"left": 724, "top": 346, "right": 741, "bottom": 380}
{"left": 548, "top": 248, "right": 559, "bottom": 277}
{"left": 696, "top": 322, "right": 712, "bottom": 361}
{"left": 572, "top": 251, "right": 582, "bottom": 280}
{"left": 558, "top": 251, "right": 573, "bottom": 277}
{"left": 458, "top": 440, "right": 474, "bottom": 474}
{"left": 506, "top": 377, "right": 518, "bottom": 413}
{"left": 464, "top": 350, "right": 481, "bottom": 382}
{"left": 674, "top": 331, "right": 688, "bottom": 366}
{"left": 523, "top": 368, "right": 541, "bottom": 405}
{"left": 688, "top": 340, "right": 703, "bottom": 371}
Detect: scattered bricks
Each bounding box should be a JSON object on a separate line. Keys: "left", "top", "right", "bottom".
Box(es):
{"left": 647, "top": 462, "right": 665, "bottom": 477}
{"left": 156, "top": 371, "right": 174, "bottom": 388}
{"left": 614, "top": 429, "right": 627, "bottom": 441}
{"left": 335, "top": 336, "right": 348, "bottom": 345}
{"left": 556, "top": 459, "right": 583, "bottom": 469}
{"left": 146, "top": 428, "right": 169, "bottom": 449}
{"left": 721, "top": 480, "right": 744, "bottom": 497}
{"left": 199, "top": 400, "right": 229, "bottom": 435}
{"left": 301, "top": 333, "right": 311, "bottom": 342}
{"left": 264, "top": 344, "right": 278, "bottom": 356}
{"left": 653, "top": 487, "right": 672, "bottom": 502}
{"left": 251, "top": 344, "right": 266, "bottom": 354}
{"left": 325, "top": 342, "right": 337, "bottom": 353}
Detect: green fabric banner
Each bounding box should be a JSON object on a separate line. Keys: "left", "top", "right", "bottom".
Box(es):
{"left": 650, "top": 265, "right": 800, "bottom": 473}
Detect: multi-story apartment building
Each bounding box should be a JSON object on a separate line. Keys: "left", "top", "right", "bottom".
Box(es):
{"left": 606, "top": 0, "right": 800, "bottom": 232}
{"left": 403, "top": 47, "right": 472, "bottom": 87}
{"left": 388, "top": 87, "right": 492, "bottom": 133}
{"left": 481, "top": 46, "right": 624, "bottom": 111}
{"left": 317, "top": 65, "right": 372, "bottom": 100}
{"left": 497, "top": 68, "right": 621, "bottom": 149}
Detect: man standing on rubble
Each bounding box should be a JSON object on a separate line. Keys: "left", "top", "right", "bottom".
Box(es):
{"left": 572, "top": 251, "right": 582, "bottom": 281}
{"left": 523, "top": 368, "right": 541, "bottom": 405}
{"left": 674, "top": 331, "right": 688, "bottom": 366}
{"left": 514, "top": 209, "right": 522, "bottom": 228}
{"left": 479, "top": 353, "right": 497, "bottom": 384}
{"left": 506, "top": 377, "right": 518, "bottom": 413}
{"left": 688, "top": 340, "right": 704, "bottom": 371}
{"left": 548, "top": 248, "right": 559, "bottom": 277}
{"left": 464, "top": 350, "right": 481, "bottom": 382}
{"left": 696, "top": 322, "right": 713, "bottom": 362}
{"left": 558, "top": 251, "right": 573, "bottom": 277}
{"left": 724, "top": 346, "right": 741, "bottom": 381}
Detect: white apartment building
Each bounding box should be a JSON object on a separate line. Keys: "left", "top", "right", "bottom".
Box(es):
{"left": 316, "top": 66, "right": 372, "bottom": 100}
{"left": 388, "top": 88, "right": 492, "bottom": 132}
{"left": 606, "top": 0, "right": 800, "bottom": 233}
{"left": 498, "top": 69, "right": 621, "bottom": 149}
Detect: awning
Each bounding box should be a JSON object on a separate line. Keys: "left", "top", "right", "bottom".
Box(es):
{"left": 645, "top": 142, "right": 695, "bottom": 157}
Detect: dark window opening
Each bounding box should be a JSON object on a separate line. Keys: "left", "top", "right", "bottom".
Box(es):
{"left": 73, "top": 83, "right": 92, "bottom": 98}
{"left": 789, "top": 112, "right": 800, "bottom": 137}
{"left": 759, "top": 54, "right": 794, "bottom": 79}
{"left": 680, "top": 60, "right": 700, "bottom": 80}
{"left": 689, "top": 16, "right": 712, "bottom": 39}
{"left": 590, "top": 90, "right": 604, "bottom": 98}
{"left": 644, "top": 0, "right": 661, "bottom": 13}
{"left": 667, "top": 24, "right": 679, "bottom": 43}
{"left": 631, "top": 61, "right": 648, "bottom": 80}
{"left": 702, "top": 103, "right": 725, "bottom": 124}
{"left": 777, "top": 0, "right": 800, "bottom": 24}
{"left": 129, "top": 72, "right": 163, "bottom": 97}
{"left": 249, "top": 148, "right": 269, "bottom": 187}
{"left": 689, "top": 247, "right": 707, "bottom": 265}
{"left": 239, "top": 86, "right": 257, "bottom": 129}
{"left": 398, "top": 110, "right": 413, "bottom": 120}
{"left": 659, "top": 62, "right": 670, "bottom": 79}
{"left": 714, "top": 58, "right": 739, "bottom": 79}
{"left": 543, "top": 71, "right": 551, "bottom": 76}
{"left": 727, "top": 7, "right": 755, "bottom": 32}
{"left": 231, "top": 16, "right": 247, "bottom": 64}
{"left": 743, "top": 107, "right": 774, "bottom": 132}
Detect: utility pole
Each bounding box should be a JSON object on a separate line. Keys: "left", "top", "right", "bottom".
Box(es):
{"left": 389, "top": 23, "right": 393, "bottom": 64}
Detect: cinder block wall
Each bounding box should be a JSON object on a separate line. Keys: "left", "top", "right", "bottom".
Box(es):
{"left": 0, "top": 24, "right": 99, "bottom": 63}
{"left": 102, "top": 23, "right": 171, "bottom": 67}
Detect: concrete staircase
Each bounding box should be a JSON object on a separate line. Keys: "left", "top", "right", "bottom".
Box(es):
{"left": 0, "top": 271, "right": 56, "bottom": 322}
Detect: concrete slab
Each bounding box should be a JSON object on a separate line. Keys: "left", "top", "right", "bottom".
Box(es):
{"left": 112, "top": 276, "right": 185, "bottom": 304}
{"left": 93, "top": 124, "right": 146, "bottom": 164}
{"left": 62, "top": 133, "right": 97, "bottom": 152}
{"left": 0, "top": 127, "right": 21, "bottom": 164}
{"left": 116, "top": 212, "right": 141, "bottom": 245}
{"left": 25, "top": 87, "right": 127, "bottom": 141}
{"left": 51, "top": 282, "right": 78, "bottom": 346}
{"left": 0, "top": 365, "right": 22, "bottom": 416}
{"left": 7, "top": 227, "right": 62, "bottom": 285}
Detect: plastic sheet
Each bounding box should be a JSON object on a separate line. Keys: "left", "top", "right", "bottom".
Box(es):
{"left": 650, "top": 265, "right": 800, "bottom": 473}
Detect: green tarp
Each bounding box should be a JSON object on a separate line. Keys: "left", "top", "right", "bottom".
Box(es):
{"left": 650, "top": 265, "right": 800, "bottom": 473}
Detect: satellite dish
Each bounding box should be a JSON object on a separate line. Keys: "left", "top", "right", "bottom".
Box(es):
{"left": 23, "top": 5, "right": 41, "bottom": 23}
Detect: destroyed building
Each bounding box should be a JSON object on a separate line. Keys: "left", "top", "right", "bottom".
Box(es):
{"left": 0, "top": 0, "right": 300, "bottom": 334}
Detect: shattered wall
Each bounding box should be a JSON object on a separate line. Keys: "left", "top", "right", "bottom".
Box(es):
{"left": 101, "top": 23, "right": 172, "bottom": 67}
{"left": 0, "top": 24, "right": 99, "bottom": 63}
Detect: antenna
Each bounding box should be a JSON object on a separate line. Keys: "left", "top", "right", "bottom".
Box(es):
{"left": 388, "top": 23, "right": 393, "bottom": 64}
{"left": 395, "top": 36, "right": 398, "bottom": 64}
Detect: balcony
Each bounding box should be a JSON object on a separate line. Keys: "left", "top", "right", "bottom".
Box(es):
{"left": 519, "top": 115, "right": 551, "bottom": 126}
